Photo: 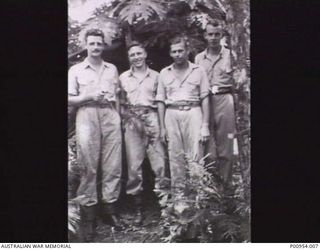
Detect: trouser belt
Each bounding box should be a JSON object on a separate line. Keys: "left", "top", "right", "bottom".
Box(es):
{"left": 127, "top": 105, "right": 157, "bottom": 114}
{"left": 167, "top": 102, "right": 200, "bottom": 111}
{"left": 211, "top": 87, "right": 233, "bottom": 95}
{"left": 214, "top": 90, "right": 232, "bottom": 95}
{"left": 83, "top": 102, "right": 114, "bottom": 109}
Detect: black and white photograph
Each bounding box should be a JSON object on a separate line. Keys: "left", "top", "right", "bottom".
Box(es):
{"left": 67, "top": 0, "right": 250, "bottom": 243}
{"left": 3, "top": 0, "right": 320, "bottom": 245}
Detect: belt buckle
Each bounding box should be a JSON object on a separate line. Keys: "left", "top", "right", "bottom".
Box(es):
{"left": 211, "top": 86, "right": 219, "bottom": 95}
{"left": 183, "top": 105, "right": 191, "bottom": 111}
{"left": 178, "top": 105, "right": 184, "bottom": 111}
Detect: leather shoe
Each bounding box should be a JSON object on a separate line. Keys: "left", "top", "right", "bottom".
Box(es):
{"left": 109, "top": 214, "right": 124, "bottom": 231}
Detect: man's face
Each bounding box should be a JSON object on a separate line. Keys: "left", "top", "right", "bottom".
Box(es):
{"left": 128, "top": 46, "right": 147, "bottom": 69}
{"left": 169, "top": 42, "right": 189, "bottom": 66}
{"left": 204, "top": 25, "right": 223, "bottom": 48}
{"left": 85, "top": 35, "right": 104, "bottom": 58}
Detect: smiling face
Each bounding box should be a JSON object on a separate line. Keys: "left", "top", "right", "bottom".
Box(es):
{"left": 169, "top": 41, "right": 189, "bottom": 66}
{"left": 85, "top": 35, "right": 104, "bottom": 58}
{"left": 204, "top": 24, "right": 223, "bottom": 48}
{"left": 128, "top": 45, "right": 147, "bottom": 69}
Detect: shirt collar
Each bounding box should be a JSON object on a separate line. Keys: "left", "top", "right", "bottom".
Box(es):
{"left": 203, "top": 46, "right": 226, "bottom": 60}
{"left": 128, "top": 66, "right": 151, "bottom": 78}
{"left": 82, "top": 58, "right": 109, "bottom": 70}
{"left": 167, "top": 61, "right": 198, "bottom": 71}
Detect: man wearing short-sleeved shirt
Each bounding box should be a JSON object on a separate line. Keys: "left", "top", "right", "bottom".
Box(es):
{"left": 119, "top": 42, "right": 166, "bottom": 225}
{"left": 195, "top": 21, "right": 236, "bottom": 193}
{"left": 68, "top": 29, "right": 122, "bottom": 240}
{"left": 156, "top": 36, "right": 210, "bottom": 192}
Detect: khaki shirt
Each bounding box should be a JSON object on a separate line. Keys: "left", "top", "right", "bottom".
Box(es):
{"left": 195, "top": 47, "right": 233, "bottom": 89}
{"left": 68, "top": 58, "right": 119, "bottom": 102}
{"left": 156, "top": 61, "right": 210, "bottom": 105}
{"left": 119, "top": 67, "right": 158, "bottom": 108}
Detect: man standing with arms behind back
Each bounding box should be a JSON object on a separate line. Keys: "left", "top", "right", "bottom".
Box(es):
{"left": 195, "top": 21, "right": 236, "bottom": 201}
{"left": 68, "top": 28, "right": 123, "bottom": 241}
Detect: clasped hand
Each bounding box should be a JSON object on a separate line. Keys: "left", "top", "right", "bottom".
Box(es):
{"left": 86, "top": 90, "right": 107, "bottom": 102}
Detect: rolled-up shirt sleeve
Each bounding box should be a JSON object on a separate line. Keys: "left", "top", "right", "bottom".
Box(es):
{"left": 199, "top": 67, "right": 210, "bottom": 99}
{"left": 155, "top": 73, "right": 166, "bottom": 103}
{"left": 68, "top": 66, "right": 78, "bottom": 96}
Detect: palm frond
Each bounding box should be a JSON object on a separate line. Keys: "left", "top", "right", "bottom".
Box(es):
{"left": 113, "top": 0, "right": 166, "bottom": 24}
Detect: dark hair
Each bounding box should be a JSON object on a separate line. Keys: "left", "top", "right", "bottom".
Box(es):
{"left": 169, "top": 35, "right": 190, "bottom": 49}
{"left": 126, "top": 41, "right": 145, "bottom": 51}
{"left": 84, "top": 28, "right": 105, "bottom": 42}
{"left": 205, "top": 20, "right": 224, "bottom": 32}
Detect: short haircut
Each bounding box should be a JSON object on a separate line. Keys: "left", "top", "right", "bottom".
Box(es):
{"left": 126, "top": 41, "right": 145, "bottom": 51}
{"left": 84, "top": 28, "right": 105, "bottom": 43}
{"left": 169, "top": 35, "right": 190, "bottom": 49}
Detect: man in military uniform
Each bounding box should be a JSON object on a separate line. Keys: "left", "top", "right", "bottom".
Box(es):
{"left": 68, "top": 28, "right": 123, "bottom": 241}
{"left": 195, "top": 21, "right": 236, "bottom": 196}
{"left": 156, "top": 35, "right": 210, "bottom": 193}
{"left": 119, "top": 42, "right": 167, "bottom": 225}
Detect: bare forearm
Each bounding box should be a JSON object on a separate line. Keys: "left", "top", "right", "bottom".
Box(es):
{"left": 68, "top": 95, "right": 91, "bottom": 107}
{"left": 201, "top": 97, "right": 209, "bottom": 125}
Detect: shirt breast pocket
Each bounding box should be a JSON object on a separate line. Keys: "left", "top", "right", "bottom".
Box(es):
{"left": 215, "top": 62, "right": 231, "bottom": 76}
{"left": 163, "top": 78, "right": 175, "bottom": 94}
{"left": 76, "top": 75, "right": 96, "bottom": 94}
{"left": 77, "top": 74, "right": 94, "bottom": 87}
{"left": 145, "top": 84, "right": 156, "bottom": 99}
{"left": 101, "top": 76, "right": 116, "bottom": 92}
{"left": 144, "top": 78, "right": 157, "bottom": 92}
{"left": 101, "top": 75, "right": 115, "bottom": 85}
{"left": 125, "top": 84, "right": 139, "bottom": 94}
{"left": 185, "top": 77, "right": 200, "bottom": 91}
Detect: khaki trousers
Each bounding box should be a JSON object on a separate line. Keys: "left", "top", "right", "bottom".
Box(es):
{"left": 207, "top": 93, "right": 236, "bottom": 183}
{"left": 76, "top": 106, "right": 122, "bottom": 206}
{"left": 125, "top": 111, "right": 166, "bottom": 195}
{"left": 165, "top": 107, "right": 204, "bottom": 190}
